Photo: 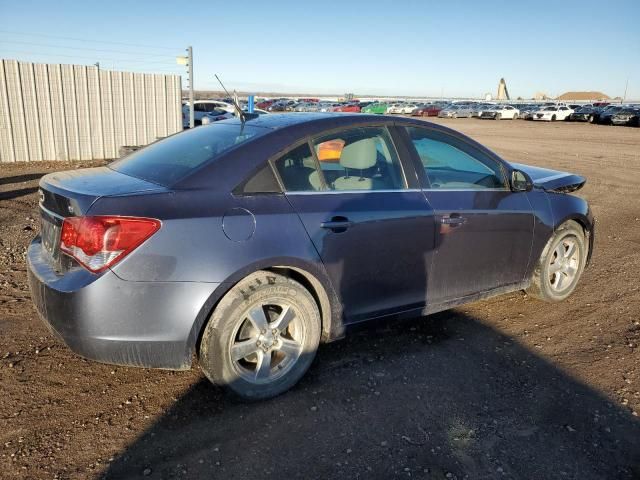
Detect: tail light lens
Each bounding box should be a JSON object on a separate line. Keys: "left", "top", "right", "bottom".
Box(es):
{"left": 60, "top": 216, "right": 161, "bottom": 273}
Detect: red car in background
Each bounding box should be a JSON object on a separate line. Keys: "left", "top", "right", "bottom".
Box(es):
{"left": 411, "top": 104, "right": 442, "bottom": 117}
{"left": 332, "top": 103, "right": 361, "bottom": 113}
{"left": 257, "top": 100, "right": 275, "bottom": 109}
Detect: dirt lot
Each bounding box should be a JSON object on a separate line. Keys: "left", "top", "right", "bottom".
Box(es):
{"left": 1, "top": 118, "right": 639, "bottom": 480}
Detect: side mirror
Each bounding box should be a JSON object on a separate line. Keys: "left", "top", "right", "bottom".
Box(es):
{"left": 511, "top": 169, "right": 533, "bottom": 192}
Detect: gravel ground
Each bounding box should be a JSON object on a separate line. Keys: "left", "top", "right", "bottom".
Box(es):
{"left": 1, "top": 118, "right": 639, "bottom": 479}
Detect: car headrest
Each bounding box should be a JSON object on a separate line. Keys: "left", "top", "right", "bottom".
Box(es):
{"left": 340, "top": 138, "right": 377, "bottom": 170}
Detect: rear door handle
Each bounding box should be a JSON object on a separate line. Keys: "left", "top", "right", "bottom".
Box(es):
{"left": 321, "top": 216, "right": 353, "bottom": 232}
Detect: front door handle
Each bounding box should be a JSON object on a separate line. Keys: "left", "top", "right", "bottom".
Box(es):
{"left": 440, "top": 215, "right": 466, "bottom": 226}
{"left": 321, "top": 216, "right": 353, "bottom": 232}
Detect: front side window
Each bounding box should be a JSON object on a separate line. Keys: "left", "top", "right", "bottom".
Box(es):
{"left": 405, "top": 127, "right": 506, "bottom": 190}
{"left": 311, "top": 127, "right": 405, "bottom": 191}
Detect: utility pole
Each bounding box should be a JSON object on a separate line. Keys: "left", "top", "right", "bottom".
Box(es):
{"left": 187, "top": 46, "right": 194, "bottom": 128}
{"left": 623, "top": 79, "right": 629, "bottom": 103}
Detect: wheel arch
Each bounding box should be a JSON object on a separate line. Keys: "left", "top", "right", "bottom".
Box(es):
{"left": 186, "top": 258, "right": 344, "bottom": 367}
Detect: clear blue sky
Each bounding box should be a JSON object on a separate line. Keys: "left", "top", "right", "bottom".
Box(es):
{"left": 1, "top": 0, "right": 639, "bottom": 99}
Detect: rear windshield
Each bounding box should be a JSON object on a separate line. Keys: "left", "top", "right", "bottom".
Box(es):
{"left": 110, "top": 123, "right": 268, "bottom": 186}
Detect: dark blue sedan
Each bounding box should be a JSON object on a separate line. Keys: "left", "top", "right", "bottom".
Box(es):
{"left": 28, "top": 113, "right": 594, "bottom": 399}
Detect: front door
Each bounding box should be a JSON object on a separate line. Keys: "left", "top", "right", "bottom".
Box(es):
{"left": 402, "top": 126, "right": 535, "bottom": 304}
{"left": 272, "top": 126, "right": 436, "bottom": 322}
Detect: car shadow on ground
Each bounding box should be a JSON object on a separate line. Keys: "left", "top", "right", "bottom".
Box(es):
{"left": 0, "top": 186, "right": 39, "bottom": 201}
{"left": 0, "top": 173, "right": 46, "bottom": 186}
{"left": 101, "top": 310, "right": 640, "bottom": 479}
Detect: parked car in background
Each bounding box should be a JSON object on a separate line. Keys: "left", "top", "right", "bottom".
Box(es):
{"left": 332, "top": 103, "right": 361, "bottom": 113}
{"left": 257, "top": 100, "right": 275, "bottom": 110}
{"left": 294, "top": 102, "right": 317, "bottom": 112}
{"left": 411, "top": 104, "right": 442, "bottom": 117}
{"left": 521, "top": 105, "right": 542, "bottom": 120}
{"left": 319, "top": 103, "right": 342, "bottom": 112}
{"left": 28, "top": 113, "right": 594, "bottom": 400}
{"left": 532, "top": 105, "right": 574, "bottom": 122}
{"left": 391, "top": 103, "right": 418, "bottom": 114}
{"left": 438, "top": 105, "right": 473, "bottom": 118}
{"left": 595, "top": 105, "right": 625, "bottom": 125}
{"left": 611, "top": 107, "right": 640, "bottom": 127}
{"left": 267, "top": 101, "right": 288, "bottom": 112}
{"left": 182, "top": 100, "right": 235, "bottom": 128}
{"left": 480, "top": 105, "right": 520, "bottom": 120}
{"left": 470, "top": 104, "right": 493, "bottom": 117}
{"left": 569, "top": 106, "right": 598, "bottom": 122}
{"left": 200, "top": 109, "right": 234, "bottom": 124}
{"left": 361, "top": 103, "right": 388, "bottom": 114}
{"left": 386, "top": 103, "right": 406, "bottom": 114}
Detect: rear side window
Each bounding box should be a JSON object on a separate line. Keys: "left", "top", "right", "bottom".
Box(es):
{"left": 311, "top": 127, "right": 405, "bottom": 191}
{"left": 405, "top": 127, "right": 506, "bottom": 190}
{"left": 110, "top": 124, "right": 267, "bottom": 186}
{"left": 273, "top": 143, "right": 320, "bottom": 192}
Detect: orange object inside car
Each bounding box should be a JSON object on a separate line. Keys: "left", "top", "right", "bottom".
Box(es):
{"left": 316, "top": 139, "right": 345, "bottom": 162}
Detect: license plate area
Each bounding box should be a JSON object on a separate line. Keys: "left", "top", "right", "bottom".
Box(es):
{"left": 41, "top": 208, "right": 62, "bottom": 263}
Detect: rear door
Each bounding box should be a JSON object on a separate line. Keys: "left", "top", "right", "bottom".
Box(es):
{"left": 272, "top": 125, "right": 436, "bottom": 322}
{"left": 401, "top": 125, "right": 535, "bottom": 304}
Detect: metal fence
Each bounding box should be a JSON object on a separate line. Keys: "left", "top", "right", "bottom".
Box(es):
{"left": 0, "top": 59, "right": 182, "bottom": 162}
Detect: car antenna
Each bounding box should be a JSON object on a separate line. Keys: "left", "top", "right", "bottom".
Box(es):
{"left": 215, "top": 74, "right": 245, "bottom": 123}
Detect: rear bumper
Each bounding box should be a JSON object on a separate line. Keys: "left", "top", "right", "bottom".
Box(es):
{"left": 27, "top": 237, "right": 220, "bottom": 370}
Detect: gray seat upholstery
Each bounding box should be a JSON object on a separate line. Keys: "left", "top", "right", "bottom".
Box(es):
{"left": 332, "top": 138, "right": 378, "bottom": 190}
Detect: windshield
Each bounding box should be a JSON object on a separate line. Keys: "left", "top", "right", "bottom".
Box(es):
{"left": 110, "top": 123, "right": 268, "bottom": 186}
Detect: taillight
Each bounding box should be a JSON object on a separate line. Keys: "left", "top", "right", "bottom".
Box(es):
{"left": 60, "top": 216, "right": 161, "bottom": 273}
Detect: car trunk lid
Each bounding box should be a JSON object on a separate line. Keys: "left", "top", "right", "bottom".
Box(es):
{"left": 38, "top": 167, "right": 166, "bottom": 271}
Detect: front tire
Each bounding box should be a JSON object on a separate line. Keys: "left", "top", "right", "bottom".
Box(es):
{"left": 527, "top": 221, "right": 587, "bottom": 302}
{"left": 199, "top": 271, "right": 321, "bottom": 400}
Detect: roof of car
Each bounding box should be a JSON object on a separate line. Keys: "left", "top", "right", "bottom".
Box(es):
{"left": 221, "top": 112, "right": 425, "bottom": 131}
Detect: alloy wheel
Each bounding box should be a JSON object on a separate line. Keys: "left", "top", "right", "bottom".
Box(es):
{"left": 229, "top": 303, "right": 304, "bottom": 384}
{"left": 548, "top": 236, "right": 581, "bottom": 293}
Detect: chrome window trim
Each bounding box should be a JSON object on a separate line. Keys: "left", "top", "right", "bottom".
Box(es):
{"left": 421, "top": 188, "right": 510, "bottom": 192}
{"left": 286, "top": 188, "right": 422, "bottom": 196}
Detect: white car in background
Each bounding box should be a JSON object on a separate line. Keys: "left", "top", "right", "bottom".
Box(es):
{"left": 182, "top": 100, "right": 235, "bottom": 127}
{"left": 532, "top": 105, "right": 574, "bottom": 122}
{"left": 400, "top": 103, "right": 418, "bottom": 114}
{"left": 386, "top": 103, "right": 404, "bottom": 114}
{"left": 479, "top": 105, "right": 520, "bottom": 120}
{"left": 387, "top": 103, "right": 417, "bottom": 114}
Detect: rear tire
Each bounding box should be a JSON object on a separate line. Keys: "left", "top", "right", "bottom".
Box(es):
{"left": 527, "top": 221, "right": 587, "bottom": 302}
{"left": 199, "top": 270, "right": 321, "bottom": 400}
{"left": 551, "top": 115, "right": 556, "bottom": 121}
